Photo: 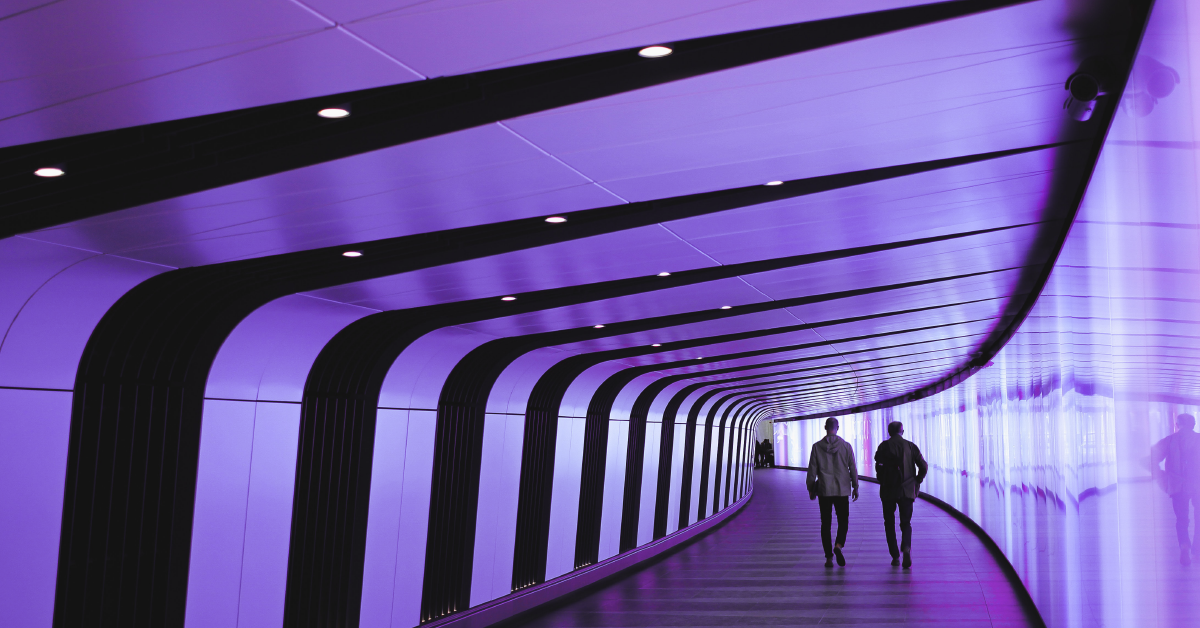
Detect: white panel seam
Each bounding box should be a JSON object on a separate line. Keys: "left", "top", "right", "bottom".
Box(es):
{"left": 386, "top": 415, "right": 412, "bottom": 628}
{"left": 233, "top": 402, "right": 259, "bottom": 628}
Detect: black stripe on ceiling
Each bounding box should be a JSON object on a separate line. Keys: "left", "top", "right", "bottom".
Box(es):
{"left": 748, "top": 368, "right": 954, "bottom": 402}
{"left": 52, "top": 146, "right": 1028, "bottom": 628}
{"left": 748, "top": 378, "right": 942, "bottom": 415}
{"left": 667, "top": 358, "right": 968, "bottom": 416}
{"left": 1, "top": 0, "right": 1035, "bottom": 237}
{"left": 768, "top": 368, "right": 978, "bottom": 411}
{"left": 721, "top": 359, "right": 961, "bottom": 399}
{"left": 730, "top": 370, "right": 958, "bottom": 414}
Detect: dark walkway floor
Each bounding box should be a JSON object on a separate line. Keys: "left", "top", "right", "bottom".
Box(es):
{"left": 513, "top": 468, "right": 1039, "bottom": 627}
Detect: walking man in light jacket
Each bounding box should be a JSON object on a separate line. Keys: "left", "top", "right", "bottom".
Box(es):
{"left": 806, "top": 417, "right": 859, "bottom": 568}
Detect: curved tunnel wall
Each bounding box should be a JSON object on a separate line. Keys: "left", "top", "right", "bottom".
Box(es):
{"left": 0, "top": 3, "right": 1152, "bottom": 628}
{"left": 0, "top": 238, "right": 168, "bottom": 628}
{"left": 0, "top": 240, "right": 757, "bottom": 628}
{"left": 774, "top": 4, "right": 1200, "bottom": 626}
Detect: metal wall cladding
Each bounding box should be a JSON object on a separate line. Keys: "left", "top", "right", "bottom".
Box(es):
{"left": 776, "top": 4, "right": 1200, "bottom": 623}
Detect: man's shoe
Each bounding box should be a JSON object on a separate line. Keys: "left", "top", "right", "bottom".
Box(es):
{"left": 824, "top": 557, "right": 834, "bottom": 568}
{"left": 833, "top": 546, "right": 846, "bottom": 566}
{"left": 891, "top": 556, "right": 900, "bottom": 566}
{"left": 902, "top": 551, "right": 912, "bottom": 569}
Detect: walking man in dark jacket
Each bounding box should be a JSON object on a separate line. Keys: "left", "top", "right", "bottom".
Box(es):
{"left": 874, "top": 421, "right": 928, "bottom": 568}
{"left": 807, "top": 417, "right": 859, "bottom": 568}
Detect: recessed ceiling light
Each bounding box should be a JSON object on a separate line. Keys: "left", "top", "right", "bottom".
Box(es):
{"left": 720, "top": 305, "right": 732, "bottom": 310}
{"left": 342, "top": 250, "right": 363, "bottom": 257}
{"left": 318, "top": 107, "right": 350, "bottom": 119}
{"left": 35, "top": 167, "right": 64, "bottom": 177}
{"left": 501, "top": 296, "right": 517, "bottom": 301}
{"left": 652, "top": 343, "right": 661, "bottom": 347}
{"left": 593, "top": 324, "right": 605, "bottom": 329}
{"left": 765, "top": 180, "right": 784, "bottom": 186}
{"left": 657, "top": 272, "right": 671, "bottom": 277}
{"left": 695, "top": 357, "right": 703, "bottom": 359}
{"left": 638, "top": 45, "right": 673, "bottom": 58}
{"left": 544, "top": 216, "right": 567, "bottom": 223}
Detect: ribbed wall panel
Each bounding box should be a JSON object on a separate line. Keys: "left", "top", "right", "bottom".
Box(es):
{"left": 421, "top": 402, "right": 487, "bottom": 622}
{"left": 284, "top": 312, "right": 433, "bottom": 628}
{"left": 694, "top": 393, "right": 724, "bottom": 521}
{"left": 665, "top": 423, "right": 687, "bottom": 535}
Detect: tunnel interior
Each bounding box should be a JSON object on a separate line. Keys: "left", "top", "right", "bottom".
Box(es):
{"left": 1, "top": 1, "right": 1198, "bottom": 627}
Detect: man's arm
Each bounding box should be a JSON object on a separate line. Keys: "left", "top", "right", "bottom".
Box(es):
{"left": 806, "top": 445, "right": 819, "bottom": 491}
{"left": 847, "top": 446, "right": 859, "bottom": 501}
{"left": 912, "top": 443, "right": 928, "bottom": 486}
{"left": 1151, "top": 437, "right": 1168, "bottom": 474}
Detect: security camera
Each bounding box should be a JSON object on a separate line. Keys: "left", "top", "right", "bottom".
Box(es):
{"left": 1065, "top": 74, "right": 1106, "bottom": 121}
{"left": 1063, "top": 57, "right": 1117, "bottom": 122}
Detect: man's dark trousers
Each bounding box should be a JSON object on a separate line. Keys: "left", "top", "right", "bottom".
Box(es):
{"left": 1172, "top": 491, "right": 1195, "bottom": 548}
{"left": 818, "top": 496, "right": 849, "bottom": 557}
{"left": 882, "top": 496, "right": 914, "bottom": 557}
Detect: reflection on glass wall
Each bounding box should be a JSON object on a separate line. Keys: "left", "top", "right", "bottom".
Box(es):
{"left": 776, "top": 1, "right": 1199, "bottom": 626}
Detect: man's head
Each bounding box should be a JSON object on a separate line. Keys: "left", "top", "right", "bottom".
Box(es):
{"left": 824, "top": 417, "right": 839, "bottom": 434}
{"left": 888, "top": 421, "right": 904, "bottom": 437}
{"left": 1178, "top": 414, "right": 1196, "bottom": 432}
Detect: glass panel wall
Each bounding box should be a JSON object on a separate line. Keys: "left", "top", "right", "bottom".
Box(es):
{"left": 776, "top": 2, "right": 1200, "bottom": 626}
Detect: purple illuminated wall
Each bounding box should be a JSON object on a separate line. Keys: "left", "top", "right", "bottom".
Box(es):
{"left": 0, "top": 238, "right": 167, "bottom": 628}
{"left": 775, "top": 3, "right": 1200, "bottom": 624}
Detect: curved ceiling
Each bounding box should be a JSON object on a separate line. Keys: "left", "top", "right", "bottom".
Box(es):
{"left": 1, "top": 0, "right": 1138, "bottom": 421}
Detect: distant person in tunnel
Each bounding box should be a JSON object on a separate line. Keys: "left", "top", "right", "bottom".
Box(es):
{"left": 755, "top": 439, "right": 764, "bottom": 468}
{"left": 1152, "top": 413, "right": 1200, "bottom": 565}
{"left": 763, "top": 438, "right": 774, "bottom": 467}
{"left": 806, "top": 417, "right": 859, "bottom": 568}
{"left": 875, "top": 421, "right": 928, "bottom": 569}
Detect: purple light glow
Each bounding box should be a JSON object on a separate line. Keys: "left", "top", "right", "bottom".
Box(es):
{"left": 775, "top": 4, "right": 1200, "bottom": 623}
{"left": 2, "top": 2, "right": 1192, "bottom": 627}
